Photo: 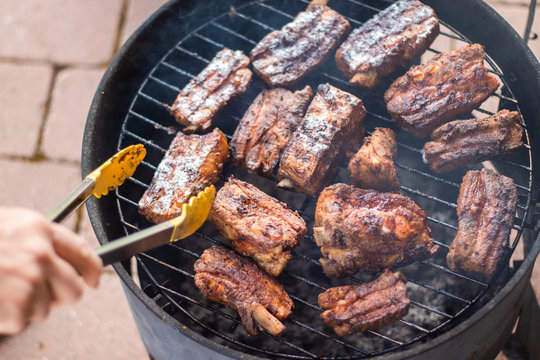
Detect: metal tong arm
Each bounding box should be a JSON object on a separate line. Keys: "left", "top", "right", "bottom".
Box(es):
{"left": 48, "top": 178, "right": 95, "bottom": 223}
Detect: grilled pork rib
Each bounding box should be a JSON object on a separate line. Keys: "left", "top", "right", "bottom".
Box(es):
{"left": 210, "top": 178, "right": 307, "bottom": 277}
{"left": 446, "top": 168, "right": 518, "bottom": 276}
{"left": 423, "top": 110, "right": 523, "bottom": 173}
{"left": 170, "top": 48, "right": 252, "bottom": 132}
{"left": 336, "top": 0, "right": 439, "bottom": 89}
{"left": 138, "top": 129, "right": 228, "bottom": 223}
{"left": 250, "top": 4, "right": 350, "bottom": 87}
{"left": 385, "top": 44, "right": 500, "bottom": 138}
{"left": 349, "top": 128, "right": 399, "bottom": 192}
{"left": 230, "top": 86, "right": 313, "bottom": 177}
{"left": 278, "top": 84, "right": 366, "bottom": 195}
{"left": 194, "top": 246, "right": 294, "bottom": 336}
{"left": 319, "top": 270, "right": 410, "bottom": 336}
{"left": 314, "top": 184, "right": 437, "bottom": 277}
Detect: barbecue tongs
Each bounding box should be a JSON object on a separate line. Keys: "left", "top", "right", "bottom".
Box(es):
{"left": 49, "top": 144, "right": 216, "bottom": 266}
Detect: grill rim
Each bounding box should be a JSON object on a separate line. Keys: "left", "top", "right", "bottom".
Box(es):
{"left": 82, "top": 0, "right": 540, "bottom": 358}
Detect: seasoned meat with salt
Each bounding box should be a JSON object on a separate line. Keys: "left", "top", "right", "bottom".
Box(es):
{"left": 210, "top": 178, "right": 307, "bottom": 277}
{"left": 446, "top": 168, "right": 518, "bottom": 276}
{"left": 170, "top": 48, "right": 252, "bottom": 132}
{"left": 230, "top": 86, "right": 313, "bottom": 177}
{"left": 138, "top": 129, "right": 228, "bottom": 223}
{"left": 314, "top": 184, "right": 437, "bottom": 277}
{"left": 278, "top": 84, "right": 365, "bottom": 195}
{"left": 319, "top": 270, "right": 410, "bottom": 336}
{"left": 250, "top": 4, "right": 350, "bottom": 87}
{"left": 385, "top": 44, "right": 500, "bottom": 138}
{"left": 194, "top": 246, "right": 293, "bottom": 336}
{"left": 336, "top": 0, "right": 439, "bottom": 89}
{"left": 349, "top": 128, "right": 399, "bottom": 192}
{"left": 423, "top": 110, "right": 523, "bottom": 173}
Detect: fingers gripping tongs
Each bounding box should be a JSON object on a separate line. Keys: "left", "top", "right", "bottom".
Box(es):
{"left": 49, "top": 145, "right": 216, "bottom": 265}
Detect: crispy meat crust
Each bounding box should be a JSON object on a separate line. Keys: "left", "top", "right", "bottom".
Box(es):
{"left": 210, "top": 178, "right": 307, "bottom": 277}
{"left": 314, "top": 183, "right": 437, "bottom": 277}
{"left": 193, "top": 246, "right": 294, "bottom": 335}
{"left": 138, "top": 129, "right": 229, "bottom": 223}
{"left": 230, "top": 86, "right": 313, "bottom": 177}
{"left": 250, "top": 4, "right": 350, "bottom": 87}
{"left": 446, "top": 168, "right": 518, "bottom": 276}
{"left": 385, "top": 44, "right": 500, "bottom": 138}
{"left": 336, "top": 0, "right": 439, "bottom": 89}
{"left": 319, "top": 270, "right": 410, "bottom": 336}
{"left": 278, "top": 84, "right": 366, "bottom": 195}
{"left": 423, "top": 110, "right": 523, "bottom": 173}
{"left": 170, "top": 48, "right": 252, "bottom": 132}
{"left": 349, "top": 127, "right": 399, "bottom": 192}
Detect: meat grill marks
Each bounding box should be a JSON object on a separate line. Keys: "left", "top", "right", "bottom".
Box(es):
{"left": 210, "top": 178, "right": 307, "bottom": 277}
{"left": 170, "top": 48, "right": 252, "bottom": 133}
{"left": 278, "top": 83, "right": 366, "bottom": 195}
{"left": 446, "top": 168, "right": 518, "bottom": 277}
{"left": 314, "top": 183, "right": 437, "bottom": 277}
{"left": 385, "top": 44, "right": 500, "bottom": 138}
{"left": 138, "top": 129, "right": 229, "bottom": 224}
{"left": 193, "top": 246, "right": 294, "bottom": 336}
{"left": 423, "top": 110, "right": 523, "bottom": 173}
{"left": 250, "top": 4, "right": 350, "bottom": 88}
{"left": 349, "top": 127, "right": 399, "bottom": 192}
{"left": 336, "top": 0, "right": 439, "bottom": 89}
{"left": 230, "top": 86, "right": 313, "bottom": 177}
{"left": 319, "top": 270, "right": 410, "bottom": 336}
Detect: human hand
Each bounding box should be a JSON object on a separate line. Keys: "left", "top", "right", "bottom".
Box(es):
{"left": 0, "top": 207, "right": 103, "bottom": 334}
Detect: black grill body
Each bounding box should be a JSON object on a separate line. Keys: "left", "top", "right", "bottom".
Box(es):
{"left": 83, "top": 0, "right": 540, "bottom": 359}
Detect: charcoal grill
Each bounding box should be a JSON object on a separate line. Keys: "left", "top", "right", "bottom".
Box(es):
{"left": 83, "top": 0, "right": 540, "bottom": 359}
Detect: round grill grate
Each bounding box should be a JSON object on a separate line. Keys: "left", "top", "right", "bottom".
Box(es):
{"left": 112, "top": 0, "right": 534, "bottom": 358}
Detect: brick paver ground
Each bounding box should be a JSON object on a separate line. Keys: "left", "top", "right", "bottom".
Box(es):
{"left": 0, "top": 1, "right": 538, "bottom": 359}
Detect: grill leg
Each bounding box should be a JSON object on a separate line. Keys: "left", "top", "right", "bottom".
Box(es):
{"left": 514, "top": 283, "right": 540, "bottom": 359}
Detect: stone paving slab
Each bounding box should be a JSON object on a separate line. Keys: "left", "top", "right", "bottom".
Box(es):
{"left": 121, "top": 0, "right": 168, "bottom": 45}
{"left": 0, "top": 273, "right": 147, "bottom": 360}
{"left": 0, "top": 62, "right": 52, "bottom": 158}
{"left": 0, "top": 0, "right": 123, "bottom": 65}
{"left": 0, "top": 158, "right": 80, "bottom": 230}
{"left": 42, "top": 68, "right": 105, "bottom": 162}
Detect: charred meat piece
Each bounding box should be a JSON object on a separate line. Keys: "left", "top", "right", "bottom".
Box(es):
{"left": 385, "top": 44, "right": 500, "bottom": 138}
{"left": 278, "top": 84, "right": 366, "bottom": 195}
{"left": 349, "top": 128, "right": 399, "bottom": 192}
{"left": 230, "top": 86, "right": 313, "bottom": 177}
{"left": 170, "top": 48, "right": 252, "bottom": 132}
{"left": 446, "top": 168, "right": 518, "bottom": 276}
{"left": 194, "top": 246, "right": 294, "bottom": 336}
{"left": 250, "top": 4, "right": 350, "bottom": 87}
{"left": 138, "top": 129, "right": 229, "bottom": 223}
{"left": 336, "top": 0, "right": 439, "bottom": 89}
{"left": 314, "top": 183, "right": 437, "bottom": 277}
{"left": 423, "top": 110, "right": 523, "bottom": 173}
{"left": 210, "top": 178, "right": 307, "bottom": 277}
{"left": 319, "top": 270, "right": 410, "bottom": 336}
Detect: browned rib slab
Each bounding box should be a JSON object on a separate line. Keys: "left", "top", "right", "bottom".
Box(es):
{"left": 446, "top": 168, "right": 518, "bottom": 276}
{"left": 385, "top": 44, "right": 500, "bottom": 138}
{"left": 319, "top": 270, "right": 410, "bottom": 336}
{"left": 210, "top": 178, "right": 307, "bottom": 277}
{"left": 314, "top": 183, "right": 437, "bottom": 277}
{"left": 138, "top": 129, "right": 229, "bottom": 223}
{"left": 250, "top": 4, "right": 350, "bottom": 87}
{"left": 423, "top": 110, "right": 523, "bottom": 173}
{"left": 278, "top": 84, "right": 365, "bottom": 195}
{"left": 349, "top": 127, "right": 399, "bottom": 192}
{"left": 230, "top": 86, "right": 313, "bottom": 177}
{"left": 194, "top": 246, "right": 294, "bottom": 336}
{"left": 336, "top": 0, "right": 439, "bottom": 88}
{"left": 170, "top": 48, "right": 252, "bottom": 132}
